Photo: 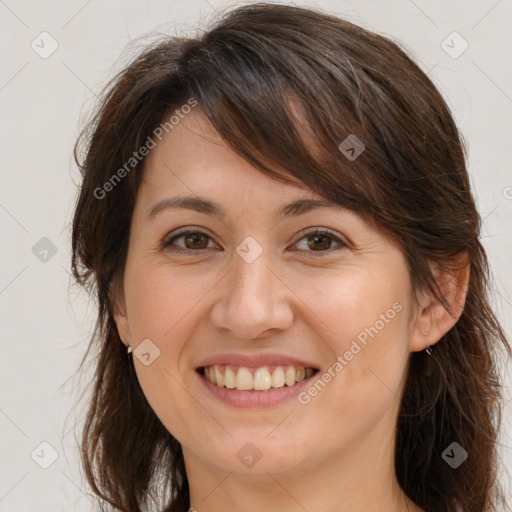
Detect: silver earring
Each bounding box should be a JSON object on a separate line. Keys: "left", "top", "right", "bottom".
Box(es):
{"left": 425, "top": 345, "right": 432, "bottom": 355}
{"left": 126, "top": 344, "right": 132, "bottom": 358}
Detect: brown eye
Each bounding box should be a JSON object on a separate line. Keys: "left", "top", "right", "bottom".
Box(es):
{"left": 162, "top": 227, "right": 346, "bottom": 256}
{"left": 307, "top": 233, "right": 333, "bottom": 251}
{"left": 162, "top": 230, "right": 215, "bottom": 254}
{"left": 293, "top": 229, "right": 346, "bottom": 255}
{"left": 182, "top": 232, "right": 209, "bottom": 250}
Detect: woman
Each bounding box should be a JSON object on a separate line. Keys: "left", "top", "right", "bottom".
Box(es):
{"left": 71, "top": 3, "right": 511, "bottom": 511}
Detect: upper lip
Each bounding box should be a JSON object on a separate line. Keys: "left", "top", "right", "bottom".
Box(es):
{"left": 196, "top": 353, "right": 320, "bottom": 370}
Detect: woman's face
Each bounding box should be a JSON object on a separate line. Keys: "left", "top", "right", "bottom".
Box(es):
{"left": 115, "top": 108, "right": 425, "bottom": 483}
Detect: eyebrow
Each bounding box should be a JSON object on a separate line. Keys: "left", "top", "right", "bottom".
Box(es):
{"left": 146, "top": 195, "right": 343, "bottom": 220}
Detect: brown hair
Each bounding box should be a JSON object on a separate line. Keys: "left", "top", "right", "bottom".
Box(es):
{"left": 71, "top": 3, "right": 511, "bottom": 511}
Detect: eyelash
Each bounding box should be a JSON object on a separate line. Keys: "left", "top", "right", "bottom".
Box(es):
{"left": 161, "top": 228, "right": 347, "bottom": 257}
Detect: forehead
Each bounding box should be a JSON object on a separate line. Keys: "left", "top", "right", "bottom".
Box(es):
{"left": 138, "top": 108, "right": 318, "bottom": 208}
{"left": 127, "top": 109, "right": 398, "bottom": 253}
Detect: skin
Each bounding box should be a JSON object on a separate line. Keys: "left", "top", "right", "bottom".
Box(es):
{"left": 114, "top": 108, "right": 468, "bottom": 512}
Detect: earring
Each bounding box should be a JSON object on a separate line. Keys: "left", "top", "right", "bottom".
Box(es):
{"left": 126, "top": 344, "right": 132, "bottom": 359}
{"left": 423, "top": 345, "right": 434, "bottom": 376}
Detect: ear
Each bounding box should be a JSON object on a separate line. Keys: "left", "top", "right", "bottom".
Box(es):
{"left": 409, "top": 255, "right": 470, "bottom": 352}
{"left": 111, "top": 276, "right": 133, "bottom": 348}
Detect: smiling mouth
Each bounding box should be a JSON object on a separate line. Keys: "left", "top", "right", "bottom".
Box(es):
{"left": 199, "top": 364, "right": 319, "bottom": 391}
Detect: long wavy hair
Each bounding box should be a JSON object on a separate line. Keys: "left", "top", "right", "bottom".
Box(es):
{"left": 70, "top": 3, "right": 511, "bottom": 511}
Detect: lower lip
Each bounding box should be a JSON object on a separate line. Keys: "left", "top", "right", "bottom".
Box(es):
{"left": 196, "top": 370, "right": 318, "bottom": 408}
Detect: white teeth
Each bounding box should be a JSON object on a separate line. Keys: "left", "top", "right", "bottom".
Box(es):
{"left": 203, "top": 364, "right": 315, "bottom": 391}
{"left": 224, "top": 367, "right": 236, "bottom": 389}
{"left": 214, "top": 366, "right": 224, "bottom": 387}
{"left": 236, "top": 367, "right": 253, "bottom": 390}
{"left": 285, "top": 366, "right": 296, "bottom": 386}
{"left": 271, "top": 366, "right": 285, "bottom": 388}
{"left": 253, "top": 367, "right": 272, "bottom": 390}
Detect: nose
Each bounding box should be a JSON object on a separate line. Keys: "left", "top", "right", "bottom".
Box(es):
{"left": 209, "top": 247, "right": 294, "bottom": 340}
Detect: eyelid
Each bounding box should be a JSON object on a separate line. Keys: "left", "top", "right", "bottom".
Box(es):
{"left": 161, "top": 226, "right": 348, "bottom": 255}
{"left": 290, "top": 227, "right": 347, "bottom": 253}
{"left": 161, "top": 227, "right": 218, "bottom": 252}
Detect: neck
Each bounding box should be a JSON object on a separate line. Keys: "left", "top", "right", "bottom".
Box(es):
{"left": 183, "top": 419, "right": 423, "bottom": 512}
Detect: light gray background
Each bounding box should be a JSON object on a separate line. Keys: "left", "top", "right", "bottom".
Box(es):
{"left": 1, "top": 0, "right": 511, "bottom": 510}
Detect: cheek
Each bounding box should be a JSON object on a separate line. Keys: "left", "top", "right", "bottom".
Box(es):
{"left": 307, "top": 265, "right": 412, "bottom": 412}
{"left": 123, "top": 249, "right": 413, "bottom": 453}
{"left": 124, "top": 261, "right": 214, "bottom": 344}
{"left": 309, "top": 265, "right": 410, "bottom": 354}
{"left": 123, "top": 263, "right": 226, "bottom": 430}
{"left": 124, "top": 266, "right": 213, "bottom": 441}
